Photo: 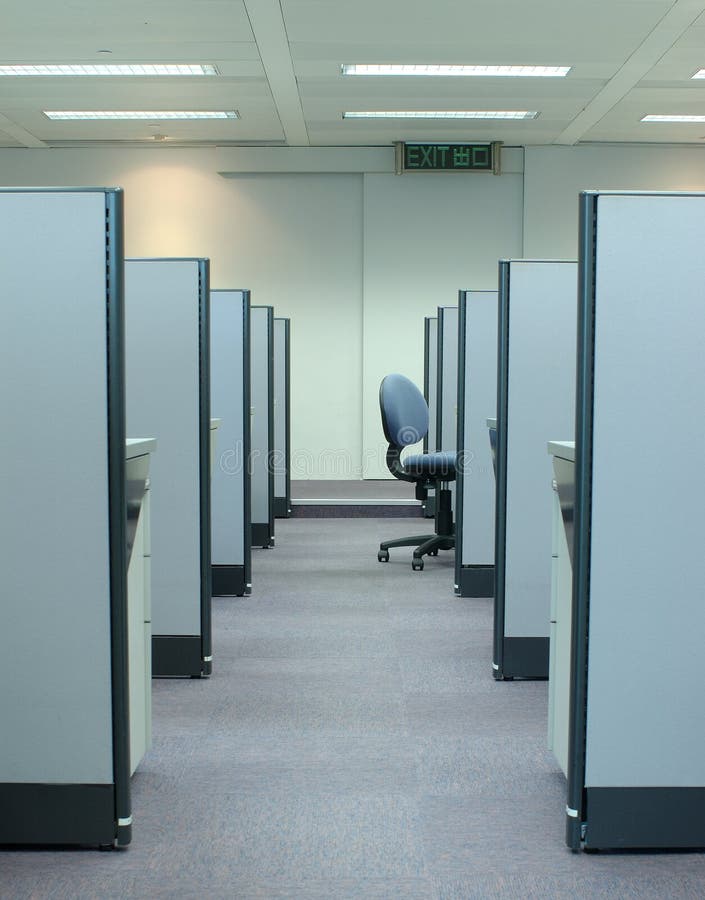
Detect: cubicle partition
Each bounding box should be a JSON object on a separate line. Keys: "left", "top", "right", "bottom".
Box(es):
{"left": 494, "top": 260, "right": 577, "bottom": 680}
{"left": 436, "top": 306, "right": 459, "bottom": 453}
{"left": 423, "top": 316, "right": 438, "bottom": 453}
{"left": 273, "top": 317, "right": 291, "bottom": 518}
{"left": 250, "top": 305, "right": 275, "bottom": 548}
{"left": 125, "top": 258, "right": 212, "bottom": 678}
{"left": 455, "top": 290, "right": 498, "bottom": 598}
{"left": 0, "top": 188, "right": 133, "bottom": 847}
{"left": 210, "top": 289, "right": 251, "bottom": 596}
{"left": 565, "top": 191, "right": 705, "bottom": 851}
{"left": 423, "top": 316, "right": 438, "bottom": 515}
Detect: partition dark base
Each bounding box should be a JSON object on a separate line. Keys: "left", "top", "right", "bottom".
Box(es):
{"left": 0, "top": 784, "right": 125, "bottom": 847}
{"left": 273, "top": 497, "right": 290, "bottom": 518}
{"left": 152, "top": 636, "right": 211, "bottom": 678}
{"left": 212, "top": 564, "right": 250, "bottom": 596}
{"left": 457, "top": 565, "right": 494, "bottom": 598}
{"left": 495, "top": 637, "right": 549, "bottom": 680}
{"left": 252, "top": 523, "right": 274, "bottom": 548}
{"left": 580, "top": 788, "right": 705, "bottom": 850}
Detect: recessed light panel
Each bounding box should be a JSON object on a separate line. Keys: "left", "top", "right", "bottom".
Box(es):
{"left": 641, "top": 114, "right": 705, "bottom": 123}
{"left": 0, "top": 64, "right": 218, "bottom": 76}
{"left": 342, "top": 64, "right": 569, "bottom": 77}
{"left": 343, "top": 110, "right": 538, "bottom": 119}
{"left": 43, "top": 110, "right": 238, "bottom": 120}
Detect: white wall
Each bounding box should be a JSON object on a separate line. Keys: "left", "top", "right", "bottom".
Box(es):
{"left": 524, "top": 145, "right": 705, "bottom": 258}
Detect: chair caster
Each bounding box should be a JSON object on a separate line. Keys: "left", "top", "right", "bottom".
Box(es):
{"left": 412, "top": 558, "right": 424, "bottom": 571}
{"left": 378, "top": 550, "right": 390, "bottom": 563}
{"left": 428, "top": 548, "right": 439, "bottom": 556}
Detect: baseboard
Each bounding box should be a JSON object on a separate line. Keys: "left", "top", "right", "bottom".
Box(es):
{"left": 583, "top": 787, "right": 705, "bottom": 850}
{"left": 211, "top": 564, "right": 249, "bottom": 597}
{"left": 152, "top": 635, "right": 206, "bottom": 677}
{"left": 457, "top": 565, "right": 495, "bottom": 597}
{"left": 0, "top": 783, "right": 119, "bottom": 847}
{"left": 495, "top": 636, "right": 549, "bottom": 679}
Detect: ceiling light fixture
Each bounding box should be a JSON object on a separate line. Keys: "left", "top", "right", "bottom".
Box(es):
{"left": 43, "top": 110, "right": 238, "bottom": 120}
{"left": 691, "top": 69, "right": 705, "bottom": 79}
{"left": 343, "top": 110, "right": 538, "bottom": 119}
{"left": 342, "top": 64, "right": 570, "bottom": 77}
{"left": 641, "top": 114, "right": 705, "bottom": 123}
{"left": 0, "top": 63, "right": 218, "bottom": 76}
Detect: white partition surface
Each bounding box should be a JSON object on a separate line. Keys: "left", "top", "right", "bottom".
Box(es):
{"left": 437, "top": 307, "right": 459, "bottom": 452}
{"left": 273, "top": 317, "right": 290, "bottom": 511}
{"left": 424, "top": 317, "right": 438, "bottom": 453}
{"left": 250, "top": 306, "right": 274, "bottom": 545}
{"left": 495, "top": 260, "right": 577, "bottom": 679}
{"left": 0, "top": 191, "right": 114, "bottom": 784}
{"left": 457, "top": 291, "right": 498, "bottom": 586}
{"left": 585, "top": 194, "right": 705, "bottom": 787}
{"left": 210, "top": 290, "right": 249, "bottom": 587}
{"left": 125, "top": 259, "right": 205, "bottom": 639}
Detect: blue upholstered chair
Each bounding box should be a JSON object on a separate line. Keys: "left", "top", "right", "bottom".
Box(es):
{"left": 377, "top": 373, "right": 456, "bottom": 570}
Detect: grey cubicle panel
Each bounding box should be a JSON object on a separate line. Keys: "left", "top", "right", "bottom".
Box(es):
{"left": 422, "top": 316, "right": 438, "bottom": 516}
{"left": 455, "top": 290, "right": 498, "bottom": 598}
{"left": 436, "top": 306, "right": 459, "bottom": 453}
{"left": 423, "top": 317, "right": 438, "bottom": 453}
{"left": 565, "top": 191, "right": 705, "bottom": 852}
{"left": 250, "top": 305, "right": 275, "bottom": 547}
{"left": 494, "top": 259, "right": 577, "bottom": 680}
{"left": 210, "top": 289, "right": 252, "bottom": 596}
{"left": 0, "top": 188, "right": 131, "bottom": 847}
{"left": 125, "top": 258, "right": 212, "bottom": 677}
{"left": 273, "top": 317, "right": 291, "bottom": 518}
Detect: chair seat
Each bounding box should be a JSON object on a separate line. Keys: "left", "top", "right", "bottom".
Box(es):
{"left": 402, "top": 451, "right": 456, "bottom": 479}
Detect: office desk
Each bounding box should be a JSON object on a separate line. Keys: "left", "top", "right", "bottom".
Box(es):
{"left": 547, "top": 440, "right": 574, "bottom": 775}
{"left": 126, "top": 438, "right": 156, "bottom": 774}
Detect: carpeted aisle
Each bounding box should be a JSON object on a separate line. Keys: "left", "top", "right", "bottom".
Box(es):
{"left": 2, "top": 518, "right": 704, "bottom": 898}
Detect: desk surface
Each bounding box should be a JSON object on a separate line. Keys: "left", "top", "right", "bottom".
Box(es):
{"left": 486, "top": 417, "right": 497, "bottom": 430}
{"left": 126, "top": 438, "right": 157, "bottom": 458}
{"left": 547, "top": 440, "right": 575, "bottom": 462}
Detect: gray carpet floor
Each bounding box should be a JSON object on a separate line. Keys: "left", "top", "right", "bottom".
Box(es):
{"left": 2, "top": 518, "right": 704, "bottom": 899}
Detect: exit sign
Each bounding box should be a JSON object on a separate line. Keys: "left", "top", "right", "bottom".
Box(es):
{"left": 395, "top": 141, "right": 502, "bottom": 174}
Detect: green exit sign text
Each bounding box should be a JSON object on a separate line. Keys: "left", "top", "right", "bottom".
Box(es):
{"left": 395, "top": 142, "right": 501, "bottom": 174}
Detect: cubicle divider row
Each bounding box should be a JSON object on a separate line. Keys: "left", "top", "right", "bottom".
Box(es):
{"left": 0, "top": 187, "right": 293, "bottom": 849}
{"left": 448, "top": 191, "right": 705, "bottom": 853}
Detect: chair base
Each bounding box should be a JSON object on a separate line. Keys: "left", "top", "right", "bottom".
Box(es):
{"left": 378, "top": 532, "right": 455, "bottom": 570}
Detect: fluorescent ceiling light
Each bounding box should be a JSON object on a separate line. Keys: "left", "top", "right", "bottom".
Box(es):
{"left": 0, "top": 63, "right": 218, "bottom": 76}
{"left": 342, "top": 64, "right": 570, "bottom": 77}
{"left": 691, "top": 69, "right": 705, "bottom": 79}
{"left": 641, "top": 114, "right": 705, "bottom": 123}
{"left": 343, "top": 110, "right": 538, "bottom": 120}
{"left": 43, "top": 110, "right": 238, "bottom": 120}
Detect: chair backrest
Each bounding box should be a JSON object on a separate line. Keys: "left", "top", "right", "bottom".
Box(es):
{"left": 379, "top": 374, "right": 429, "bottom": 448}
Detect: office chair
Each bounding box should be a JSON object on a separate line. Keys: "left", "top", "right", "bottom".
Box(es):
{"left": 377, "top": 373, "right": 456, "bottom": 571}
